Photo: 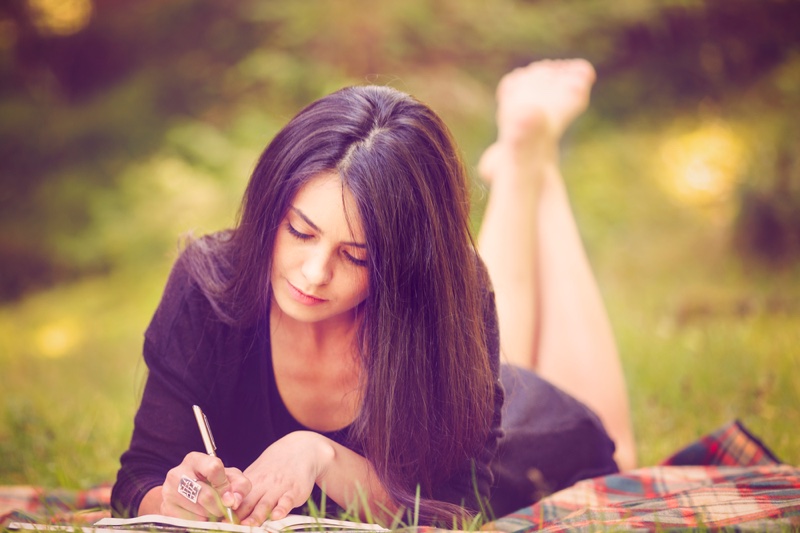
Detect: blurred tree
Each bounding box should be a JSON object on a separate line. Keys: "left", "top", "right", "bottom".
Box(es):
{"left": 1, "top": 0, "right": 799, "bottom": 300}
{"left": 591, "top": 0, "right": 800, "bottom": 117}
{"left": 734, "top": 115, "right": 800, "bottom": 264}
{"left": 0, "top": 0, "right": 266, "bottom": 299}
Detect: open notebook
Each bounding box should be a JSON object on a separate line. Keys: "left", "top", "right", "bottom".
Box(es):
{"left": 10, "top": 514, "right": 389, "bottom": 533}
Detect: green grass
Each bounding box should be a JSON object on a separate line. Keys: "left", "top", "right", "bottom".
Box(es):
{"left": 565, "top": 122, "right": 800, "bottom": 467}
{"left": 0, "top": 265, "right": 165, "bottom": 487}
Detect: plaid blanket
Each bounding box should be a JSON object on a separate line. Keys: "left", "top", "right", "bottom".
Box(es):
{"left": 490, "top": 420, "right": 800, "bottom": 532}
{"left": 2, "top": 421, "right": 799, "bottom": 531}
{"left": 0, "top": 485, "right": 110, "bottom": 525}
{"left": 490, "top": 464, "right": 800, "bottom": 532}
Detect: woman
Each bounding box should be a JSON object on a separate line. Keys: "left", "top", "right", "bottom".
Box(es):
{"left": 111, "top": 59, "right": 627, "bottom": 526}
{"left": 112, "top": 83, "right": 502, "bottom": 526}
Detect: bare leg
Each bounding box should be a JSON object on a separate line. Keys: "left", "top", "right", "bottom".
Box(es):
{"left": 477, "top": 59, "right": 637, "bottom": 471}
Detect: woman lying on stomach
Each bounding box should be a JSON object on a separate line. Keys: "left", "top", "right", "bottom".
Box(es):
{"left": 111, "top": 59, "right": 628, "bottom": 526}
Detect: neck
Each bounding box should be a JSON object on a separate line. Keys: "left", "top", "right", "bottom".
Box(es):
{"left": 268, "top": 300, "right": 364, "bottom": 432}
{"left": 269, "top": 301, "right": 361, "bottom": 358}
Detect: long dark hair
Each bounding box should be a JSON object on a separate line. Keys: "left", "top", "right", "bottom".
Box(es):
{"left": 185, "top": 86, "right": 495, "bottom": 523}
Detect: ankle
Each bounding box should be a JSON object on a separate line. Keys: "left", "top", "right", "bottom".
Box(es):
{"left": 496, "top": 138, "right": 560, "bottom": 175}
{"left": 479, "top": 141, "right": 560, "bottom": 190}
{"left": 498, "top": 111, "right": 562, "bottom": 155}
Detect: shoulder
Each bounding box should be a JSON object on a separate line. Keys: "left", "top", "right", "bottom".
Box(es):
{"left": 154, "top": 243, "right": 212, "bottom": 322}
{"left": 178, "top": 231, "right": 236, "bottom": 288}
{"left": 144, "top": 234, "right": 236, "bottom": 354}
{"left": 165, "top": 232, "right": 236, "bottom": 311}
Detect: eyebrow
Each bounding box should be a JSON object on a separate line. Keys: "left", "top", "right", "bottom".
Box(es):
{"left": 289, "top": 207, "right": 366, "bottom": 248}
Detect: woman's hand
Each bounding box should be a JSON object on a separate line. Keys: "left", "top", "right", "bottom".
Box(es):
{"left": 237, "top": 431, "right": 335, "bottom": 526}
{"left": 159, "top": 452, "right": 251, "bottom": 521}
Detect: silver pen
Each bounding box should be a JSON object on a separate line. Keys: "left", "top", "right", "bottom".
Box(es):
{"left": 192, "top": 404, "right": 237, "bottom": 523}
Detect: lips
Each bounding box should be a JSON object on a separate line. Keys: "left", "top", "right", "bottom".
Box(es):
{"left": 287, "top": 281, "right": 327, "bottom": 305}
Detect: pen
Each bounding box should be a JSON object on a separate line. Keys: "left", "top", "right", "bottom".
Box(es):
{"left": 192, "top": 404, "right": 237, "bottom": 524}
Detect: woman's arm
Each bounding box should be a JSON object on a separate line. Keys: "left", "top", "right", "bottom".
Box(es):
{"left": 112, "top": 251, "right": 254, "bottom": 518}
{"left": 237, "top": 431, "right": 396, "bottom": 526}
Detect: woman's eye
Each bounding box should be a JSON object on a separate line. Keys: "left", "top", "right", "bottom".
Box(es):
{"left": 343, "top": 250, "right": 368, "bottom": 267}
{"left": 287, "top": 223, "right": 312, "bottom": 241}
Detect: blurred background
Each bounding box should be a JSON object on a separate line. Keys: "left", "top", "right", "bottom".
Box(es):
{"left": 1, "top": 0, "right": 798, "bottom": 489}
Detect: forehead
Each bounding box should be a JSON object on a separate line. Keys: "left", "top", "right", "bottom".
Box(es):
{"left": 291, "top": 172, "right": 364, "bottom": 237}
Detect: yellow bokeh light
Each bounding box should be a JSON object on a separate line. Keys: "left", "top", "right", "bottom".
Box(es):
{"left": 35, "top": 319, "right": 83, "bottom": 358}
{"left": 27, "top": 0, "right": 93, "bottom": 36}
{"left": 659, "top": 120, "right": 747, "bottom": 208}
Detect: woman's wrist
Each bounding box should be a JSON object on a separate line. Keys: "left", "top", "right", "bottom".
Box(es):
{"left": 305, "top": 431, "right": 336, "bottom": 485}
{"left": 138, "top": 485, "right": 164, "bottom": 516}
{"left": 282, "top": 430, "right": 336, "bottom": 486}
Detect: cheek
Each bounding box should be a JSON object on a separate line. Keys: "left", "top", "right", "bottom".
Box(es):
{"left": 350, "top": 271, "right": 369, "bottom": 303}
{"left": 273, "top": 234, "right": 299, "bottom": 268}
{"left": 269, "top": 240, "right": 283, "bottom": 279}
{"left": 270, "top": 240, "right": 298, "bottom": 287}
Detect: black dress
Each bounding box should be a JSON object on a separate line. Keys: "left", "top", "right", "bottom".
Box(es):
{"left": 111, "top": 250, "right": 617, "bottom": 519}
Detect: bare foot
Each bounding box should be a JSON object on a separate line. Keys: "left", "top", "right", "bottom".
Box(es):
{"left": 479, "top": 59, "right": 596, "bottom": 183}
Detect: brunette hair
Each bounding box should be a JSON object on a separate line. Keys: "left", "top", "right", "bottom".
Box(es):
{"left": 185, "top": 86, "right": 495, "bottom": 523}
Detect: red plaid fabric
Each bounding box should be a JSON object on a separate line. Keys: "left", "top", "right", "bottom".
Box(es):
{"left": 0, "top": 485, "right": 110, "bottom": 525}
{"left": 661, "top": 419, "right": 782, "bottom": 467}
{"left": 490, "top": 421, "right": 800, "bottom": 532}
{"left": 490, "top": 465, "right": 800, "bottom": 532}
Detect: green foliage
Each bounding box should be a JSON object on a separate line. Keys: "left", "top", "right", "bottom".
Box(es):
{"left": 3, "top": 0, "right": 799, "bottom": 296}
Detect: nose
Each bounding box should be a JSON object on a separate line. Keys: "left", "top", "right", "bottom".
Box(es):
{"left": 301, "top": 247, "right": 333, "bottom": 287}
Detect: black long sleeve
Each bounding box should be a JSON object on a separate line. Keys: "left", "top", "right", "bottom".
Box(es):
{"left": 111, "top": 251, "right": 504, "bottom": 518}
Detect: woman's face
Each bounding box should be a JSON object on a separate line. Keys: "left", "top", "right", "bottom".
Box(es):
{"left": 270, "top": 172, "right": 369, "bottom": 326}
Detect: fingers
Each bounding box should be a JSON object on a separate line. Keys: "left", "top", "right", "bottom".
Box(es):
{"left": 241, "top": 497, "right": 272, "bottom": 526}
{"left": 161, "top": 452, "right": 250, "bottom": 521}
{"left": 269, "top": 494, "right": 295, "bottom": 521}
{"left": 240, "top": 489, "right": 301, "bottom": 526}
{"left": 162, "top": 471, "right": 222, "bottom": 520}
{"left": 236, "top": 432, "right": 329, "bottom": 525}
{"left": 206, "top": 468, "right": 231, "bottom": 501}
{"left": 221, "top": 467, "right": 250, "bottom": 510}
